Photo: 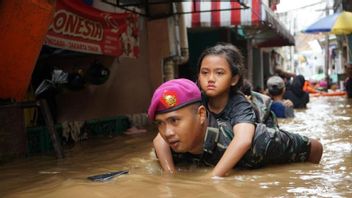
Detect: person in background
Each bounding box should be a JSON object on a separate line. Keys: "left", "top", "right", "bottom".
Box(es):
{"left": 266, "top": 76, "right": 294, "bottom": 118}
{"left": 344, "top": 64, "right": 352, "bottom": 98}
{"left": 284, "top": 75, "right": 310, "bottom": 108}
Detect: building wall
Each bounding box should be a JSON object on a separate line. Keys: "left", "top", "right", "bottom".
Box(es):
{"left": 147, "top": 19, "right": 171, "bottom": 91}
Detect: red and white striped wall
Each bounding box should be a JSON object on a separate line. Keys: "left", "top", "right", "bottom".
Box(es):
{"left": 182, "top": 0, "right": 264, "bottom": 28}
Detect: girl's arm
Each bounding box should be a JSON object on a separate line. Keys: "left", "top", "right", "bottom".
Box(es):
{"left": 153, "top": 133, "right": 176, "bottom": 174}
{"left": 211, "top": 123, "right": 255, "bottom": 177}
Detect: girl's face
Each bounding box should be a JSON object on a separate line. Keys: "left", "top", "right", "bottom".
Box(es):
{"left": 198, "top": 55, "right": 238, "bottom": 98}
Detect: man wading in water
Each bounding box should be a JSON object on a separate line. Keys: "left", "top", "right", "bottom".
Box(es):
{"left": 150, "top": 78, "right": 323, "bottom": 177}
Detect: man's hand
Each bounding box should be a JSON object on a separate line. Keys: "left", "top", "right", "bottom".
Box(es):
{"left": 283, "top": 99, "right": 294, "bottom": 107}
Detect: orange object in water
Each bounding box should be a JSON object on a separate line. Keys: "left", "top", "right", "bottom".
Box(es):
{"left": 320, "top": 91, "right": 346, "bottom": 96}
{"left": 0, "top": 0, "right": 55, "bottom": 101}
{"left": 310, "top": 91, "right": 347, "bottom": 97}
{"left": 303, "top": 81, "right": 318, "bottom": 94}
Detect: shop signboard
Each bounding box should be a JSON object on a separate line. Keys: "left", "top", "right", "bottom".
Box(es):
{"left": 45, "top": 0, "right": 139, "bottom": 57}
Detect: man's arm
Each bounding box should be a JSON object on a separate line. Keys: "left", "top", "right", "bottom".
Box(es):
{"left": 211, "top": 123, "right": 255, "bottom": 177}
{"left": 274, "top": 67, "right": 296, "bottom": 79}
{"left": 153, "top": 133, "right": 176, "bottom": 174}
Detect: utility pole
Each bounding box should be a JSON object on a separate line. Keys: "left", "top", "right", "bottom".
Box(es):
{"left": 324, "top": 0, "right": 330, "bottom": 89}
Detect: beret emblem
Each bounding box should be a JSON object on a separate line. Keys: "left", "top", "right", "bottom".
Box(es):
{"left": 161, "top": 90, "right": 177, "bottom": 108}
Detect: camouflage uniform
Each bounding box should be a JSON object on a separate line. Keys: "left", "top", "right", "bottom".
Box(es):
{"left": 172, "top": 92, "right": 311, "bottom": 169}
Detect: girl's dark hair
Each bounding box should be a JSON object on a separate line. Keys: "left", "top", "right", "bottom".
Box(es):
{"left": 241, "top": 79, "right": 252, "bottom": 96}
{"left": 197, "top": 43, "right": 245, "bottom": 93}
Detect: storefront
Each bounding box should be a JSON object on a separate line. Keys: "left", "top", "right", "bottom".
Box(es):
{"left": 0, "top": 0, "right": 166, "bottom": 158}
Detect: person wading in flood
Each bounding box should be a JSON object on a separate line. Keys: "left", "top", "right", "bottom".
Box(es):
{"left": 150, "top": 78, "right": 323, "bottom": 178}
{"left": 267, "top": 75, "right": 295, "bottom": 118}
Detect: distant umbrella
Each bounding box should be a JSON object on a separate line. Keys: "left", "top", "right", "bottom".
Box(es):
{"left": 304, "top": 11, "right": 352, "bottom": 35}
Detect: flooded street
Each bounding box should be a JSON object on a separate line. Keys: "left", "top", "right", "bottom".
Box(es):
{"left": 0, "top": 96, "right": 351, "bottom": 198}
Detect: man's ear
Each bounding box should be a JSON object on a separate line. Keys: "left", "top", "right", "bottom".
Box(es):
{"left": 231, "top": 75, "right": 239, "bottom": 86}
{"left": 197, "top": 105, "right": 207, "bottom": 125}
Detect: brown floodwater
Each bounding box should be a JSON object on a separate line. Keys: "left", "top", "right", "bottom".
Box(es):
{"left": 0, "top": 96, "right": 351, "bottom": 198}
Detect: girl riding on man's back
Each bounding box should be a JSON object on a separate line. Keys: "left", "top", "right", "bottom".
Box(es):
{"left": 150, "top": 43, "right": 323, "bottom": 178}
{"left": 197, "top": 43, "right": 322, "bottom": 177}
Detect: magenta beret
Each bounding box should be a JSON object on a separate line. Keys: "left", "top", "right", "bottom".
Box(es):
{"left": 148, "top": 78, "right": 202, "bottom": 120}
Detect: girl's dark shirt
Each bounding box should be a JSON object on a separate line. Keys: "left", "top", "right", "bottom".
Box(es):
{"left": 210, "top": 92, "right": 257, "bottom": 126}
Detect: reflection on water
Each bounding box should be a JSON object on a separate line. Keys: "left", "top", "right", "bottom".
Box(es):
{"left": 0, "top": 97, "right": 351, "bottom": 197}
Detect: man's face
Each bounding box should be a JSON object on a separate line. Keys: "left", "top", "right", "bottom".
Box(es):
{"left": 155, "top": 105, "right": 205, "bottom": 154}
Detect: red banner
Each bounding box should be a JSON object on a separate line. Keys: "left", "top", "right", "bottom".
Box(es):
{"left": 45, "top": 0, "right": 139, "bottom": 57}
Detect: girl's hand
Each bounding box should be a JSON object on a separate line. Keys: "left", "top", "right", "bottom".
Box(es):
{"left": 211, "top": 123, "right": 255, "bottom": 177}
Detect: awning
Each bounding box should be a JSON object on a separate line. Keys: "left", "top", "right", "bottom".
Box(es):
{"left": 182, "top": 0, "right": 294, "bottom": 47}
{"left": 0, "top": 0, "right": 55, "bottom": 101}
